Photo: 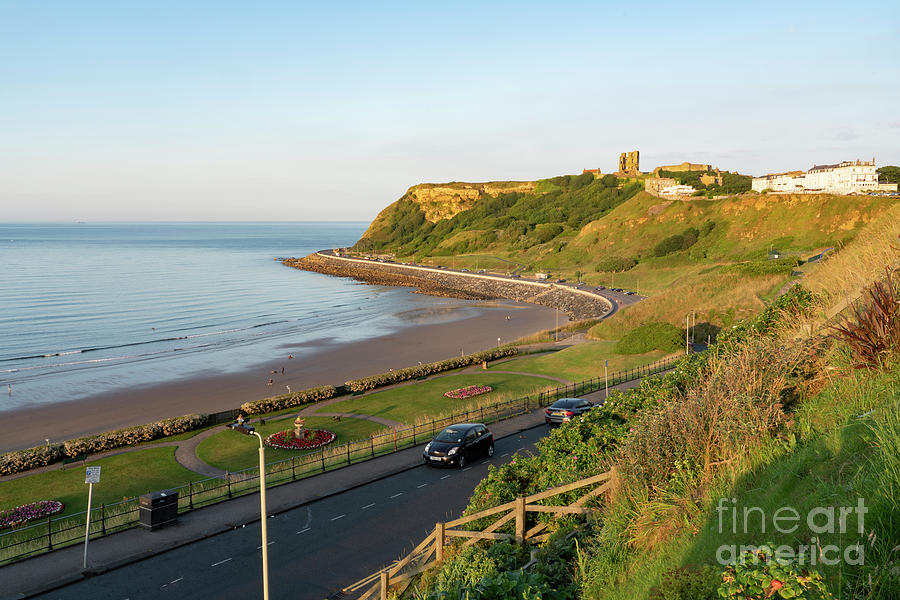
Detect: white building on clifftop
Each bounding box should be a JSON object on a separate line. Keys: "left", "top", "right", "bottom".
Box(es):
{"left": 752, "top": 159, "right": 896, "bottom": 195}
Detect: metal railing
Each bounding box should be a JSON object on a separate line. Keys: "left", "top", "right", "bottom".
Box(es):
{"left": 0, "top": 354, "right": 679, "bottom": 564}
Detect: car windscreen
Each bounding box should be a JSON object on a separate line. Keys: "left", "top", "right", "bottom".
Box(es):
{"left": 435, "top": 428, "right": 465, "bottom": 443}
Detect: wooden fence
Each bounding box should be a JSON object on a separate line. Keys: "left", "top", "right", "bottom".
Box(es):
{"left": 348, "top": 470, "right": 615, "bottom": 600}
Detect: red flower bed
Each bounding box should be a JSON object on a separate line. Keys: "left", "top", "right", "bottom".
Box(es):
{"left": 265, "top": 429, "right": 336, "bottom": 450}
{"left": 443, "top": 385, "right": 493, "bottom": 399}
{"left": 1, "top": 500, "right": 65, "bottom": 529}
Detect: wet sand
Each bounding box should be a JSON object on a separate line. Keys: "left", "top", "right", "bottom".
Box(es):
{"left": 2, "top": 300, "right": 558, "bottom": 453}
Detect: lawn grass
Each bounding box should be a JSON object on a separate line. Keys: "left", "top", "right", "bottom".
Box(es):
{"left": 0, "top": 447, "right": 198, "bottom": 517}
{"left": 315, "top": 372, "right": 558, "bottom": 424}
{"left": 196, "top": 416, "right": 387, "bottom": 472}
{"left": 488, "top": 342, "right": 668, "bottom": 382}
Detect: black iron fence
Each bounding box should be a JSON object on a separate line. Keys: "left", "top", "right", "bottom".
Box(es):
{"left": 0, "top": 354, "right": 679, "bottom": 564}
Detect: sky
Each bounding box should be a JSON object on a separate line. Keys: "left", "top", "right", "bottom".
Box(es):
{"left": 1, "top": 1, "right": 898, "bottom": 222}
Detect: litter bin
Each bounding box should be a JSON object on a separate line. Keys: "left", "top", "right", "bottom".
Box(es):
{"left": 139, "top": 490, "right": 179, "bottom": 531}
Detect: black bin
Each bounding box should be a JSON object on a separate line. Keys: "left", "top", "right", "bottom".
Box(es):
{"left": 139, "top": 490, "right": 179, "bottom": 531}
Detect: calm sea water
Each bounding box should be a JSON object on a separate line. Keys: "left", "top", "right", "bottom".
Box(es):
{"left": 0, "top": 223, "right": 479, "bottom": 412}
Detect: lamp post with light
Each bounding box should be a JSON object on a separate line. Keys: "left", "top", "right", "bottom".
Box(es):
{"left": 230, "top": 424, "right": 269, "bottom": 600}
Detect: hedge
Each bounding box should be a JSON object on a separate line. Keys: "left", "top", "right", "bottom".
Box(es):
{"left": 0, "top": 413, "right": 207, "bottom": 477}
{"left": 344, "top": 347, "right": 519, "bottom": 392}
{"left": 239, "top": 385, "right": 337, "bottom": 415}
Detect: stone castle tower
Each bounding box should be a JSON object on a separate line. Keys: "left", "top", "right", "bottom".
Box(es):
{"left": 617, "top": 150, "right": 640, "bottom": 175}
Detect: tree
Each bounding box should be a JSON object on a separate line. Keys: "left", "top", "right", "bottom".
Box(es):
{"left": 877, "top": 166, "right": 900, "bottom": 184}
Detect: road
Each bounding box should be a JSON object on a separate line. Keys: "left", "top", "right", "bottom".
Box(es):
{"left": 318, "top": 250, "right": 644, "bottom": 313}
{"left": 33, "top": 426, "right": 548, "bottom": 600}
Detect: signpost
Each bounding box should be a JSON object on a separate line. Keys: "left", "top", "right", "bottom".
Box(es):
{"left": 83, "top": 466, "right": 100, "bottom": 569}
{"left": 604, "top": 359, "right": 609, "bottom": 399}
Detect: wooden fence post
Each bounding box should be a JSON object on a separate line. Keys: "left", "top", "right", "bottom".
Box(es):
{"left": 435, "top": 522, "right": 445, "bottom": 562}
{"left": 515, "top": 496, "right": 526, "bottom": 543}
{"left": 380, "top": 571, "right": 389, "bottom": 600}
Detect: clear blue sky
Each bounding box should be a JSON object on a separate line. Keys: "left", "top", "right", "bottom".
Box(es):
{"left": 2, "top": 1, "right": 898, "bottom": 222}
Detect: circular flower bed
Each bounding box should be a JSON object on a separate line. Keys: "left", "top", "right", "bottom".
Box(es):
{"left": 265, "top": 429, "right": 336, "bottom": 450}
{"left": 443, "top": 385, "right": 493, "bottom": 400}
{"left": 1, "top": 500, "right": 65, "bottom": 529}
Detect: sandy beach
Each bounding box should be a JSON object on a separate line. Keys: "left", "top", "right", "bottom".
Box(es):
{"left": 2, "top": 300, "right": 558, "bottom": 453}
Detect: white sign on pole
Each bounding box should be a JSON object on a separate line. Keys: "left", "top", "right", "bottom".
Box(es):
{"left": 85, "top": 466, "right": 101, "bottom": 484}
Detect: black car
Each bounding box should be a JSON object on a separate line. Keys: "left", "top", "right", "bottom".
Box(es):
{"left": 423, "top": 423, "right": 494, "bottom": 468}
{"left": 544, "top": 397, "right": 596, "bottom": 426}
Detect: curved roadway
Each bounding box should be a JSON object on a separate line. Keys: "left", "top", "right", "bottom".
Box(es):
{"left": 315, "top": 250, "right": 643, "bottom": 318}
{"left": 31, "top": 426, "right": 549, "bottom": 600}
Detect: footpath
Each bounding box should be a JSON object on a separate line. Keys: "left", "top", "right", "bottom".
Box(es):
{"left": 2, "top": 376, "right": 644, "bottom": 600}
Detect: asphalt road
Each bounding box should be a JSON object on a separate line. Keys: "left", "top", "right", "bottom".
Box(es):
{"left": 33, "top": 426, "right": 548, "bottom": 600}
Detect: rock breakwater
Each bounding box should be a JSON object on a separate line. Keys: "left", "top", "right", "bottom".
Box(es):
{"left": 284, "top": 252, "right": 612, "bottom": 320}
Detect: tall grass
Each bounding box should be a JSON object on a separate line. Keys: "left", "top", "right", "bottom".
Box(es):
{"left": 804, "top": 202, "right": 900, "bottom": 322}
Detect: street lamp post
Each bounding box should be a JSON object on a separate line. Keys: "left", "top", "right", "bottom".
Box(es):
{"left": 231, "top": 425, "right": 269, "bottom": 600}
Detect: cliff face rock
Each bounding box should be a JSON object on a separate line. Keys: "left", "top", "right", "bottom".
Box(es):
{"left": 286, "top": 252, "right": 611, "bottom": 321}
{"left": 407, "top": 181, "right": 536, "bottom": 223}
{"left": 360, "top": 181, "right": 536, "bottom": 242}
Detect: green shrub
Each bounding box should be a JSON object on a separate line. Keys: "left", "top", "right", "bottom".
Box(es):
{"left": 595, "top": 256, "right": 637, "bottom": 272}
{"left": 614, "top": 322, "right": 684, "bottom": 354}
{"left": 719, "top": 544, "right": 834, "bottom": 599}
{"left": 723, "top": 257, "right": 799, "bottom": 276}
{"left": 0, "top": 413, "right": 209, "bottom": 476}
{"left": 344, "top": 347, "right": 518, "bottom": 392}
{"left": 239, "top": 385, "right": 336, "bottom": 415}
{"left": 653, "top": 234, "right": 686, "bottom": 257}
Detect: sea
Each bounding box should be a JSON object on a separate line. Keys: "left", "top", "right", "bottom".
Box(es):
{"left": 0, "top": 222, "right": 482, "bottom": 413}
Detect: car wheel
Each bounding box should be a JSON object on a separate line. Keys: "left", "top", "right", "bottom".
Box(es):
{"left": 457, "top": 455, "right": 466, "bottom": 468}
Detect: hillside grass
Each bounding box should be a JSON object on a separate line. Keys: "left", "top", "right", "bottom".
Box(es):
{"left": 583, "top": 364, "right": 900, "bottom": 600}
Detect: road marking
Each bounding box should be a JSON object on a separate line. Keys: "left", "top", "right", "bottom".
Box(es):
{"left": 296, "top": 528, "right": 310, "bottom": 535}
{"left": 516, "top": 447, "right": 525, "bottom": 452}
{"left": 361, "top": 503, "right": 376, "bottom": 509}
{"left": 331, "top": 514, "right": 345, "bottom": 521}
{"left": 211, "top": 558, "right": 233, "bottom": 567}
{"left": 462, "top": 467, "right": 472, "bottom": 472}
{"left": 501, "top": 453, "right": 509, "bottom": 457}
{"left": 389, "top": 492, "right": 403, "bottom": 499}
{"left": 169, "top": 577, "right": 183, "bottom": 584}
{"left": 417, "top": 483, "right": 428, "bottom": 488}
{"left": 257, "top": 541, "right": 275, "bottom": 548}
{"left": 440, "top": 475, "right": 451, "bottom": 480}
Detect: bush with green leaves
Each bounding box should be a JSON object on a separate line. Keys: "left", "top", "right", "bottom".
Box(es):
{"left": 239, "top": 385, "right": 336, "bottom": 415}
{"left": 344, "top": 347, "right": 518, "bottom": 392}
{"left": 594, "top": 256, "right": 637, "bottom": 272}
{"left": 723, "top": 257, "right": 800, "bottom": 276}
{"left": 719, "top": 544, "right": 834, "bottom": 599}
{"left": 614, "top": 322, "right": 684, "bottom": 354}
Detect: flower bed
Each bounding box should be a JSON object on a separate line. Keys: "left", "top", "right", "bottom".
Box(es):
{"left": 1, "top": 500, "right": 65, "bottom": 529}
{"left": 443, "top": 385, "right": 493, "bottom": 400}
{"left": 264, "top": 429, "right": 336, "bottom": 450}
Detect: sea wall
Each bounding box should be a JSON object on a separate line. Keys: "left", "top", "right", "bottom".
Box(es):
{"left": 284, "top": 252, "right": 613, "bottom": 320}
